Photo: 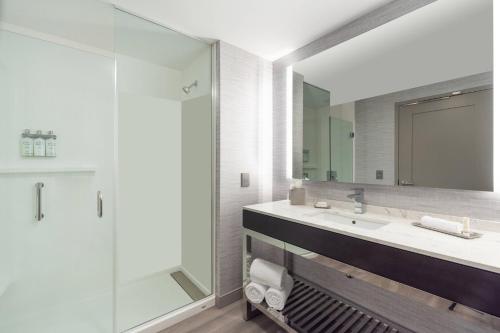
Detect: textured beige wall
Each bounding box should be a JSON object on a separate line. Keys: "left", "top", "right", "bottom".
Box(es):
{"left": 216, "top": 41, "right": 273, "bottom": 302}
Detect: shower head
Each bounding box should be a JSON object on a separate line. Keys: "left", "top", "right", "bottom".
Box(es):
{"left": 182, "top": 80, "right": 198, "bottom": 94}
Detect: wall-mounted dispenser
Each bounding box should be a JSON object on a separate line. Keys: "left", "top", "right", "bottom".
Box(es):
{"left": 45, "top": 131, "right": 57, "bottom": 157}
{"left": 20, "top": 130, "right": 57, "bottom": 158}
{"left": 33, "top": 130, "right": 46, "bottom": 157}
{"left": 20, "top": 129, "right": 34, "bottom": 157}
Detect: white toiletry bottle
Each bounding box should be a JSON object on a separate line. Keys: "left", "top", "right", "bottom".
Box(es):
{"left": 33, "top": 130, "right": 46, "bottom": 157}
{"left": 462, "top": 217, "right": 471, "bottom": 235}
{"left": 45, "top": 130, "right": 56, "bottom": 157}
{"left": 20, "top": 129, "right": 34, "bottom": 157}
{"left": 354, "top": 200, "right": 363, "bottom": 214}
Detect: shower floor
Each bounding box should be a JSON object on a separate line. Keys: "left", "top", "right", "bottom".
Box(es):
{"left": 117, "top": 268, "right": 195, "bottom": 332}
{"left": 0, "top": 291, "right": 113, "bottom": 333}
{"left": 0, "top": 268, "right": 204, "bottom": 333}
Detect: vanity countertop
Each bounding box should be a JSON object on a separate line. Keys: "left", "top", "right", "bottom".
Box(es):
{"left": 243, "top": 200, "right": 500, "bottom": 274}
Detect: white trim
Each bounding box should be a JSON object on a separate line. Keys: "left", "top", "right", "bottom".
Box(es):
{"left": 124, "top": 296, "right": 215, "bottom": 333}
{"left": 0, "top": 22, "right": 114, "bottom": 58}
{"left": 113, "top": 57, "right": 119, "bottom": 333}
{"left": 211, "top": 43, "right": 218, "bottom": 297}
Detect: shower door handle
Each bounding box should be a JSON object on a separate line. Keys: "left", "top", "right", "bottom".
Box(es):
{"left": 35, "top": 182, "right": 44, "bottom": 222}
{"left": 97, "top": 191, "right": 103, "bottom": 218}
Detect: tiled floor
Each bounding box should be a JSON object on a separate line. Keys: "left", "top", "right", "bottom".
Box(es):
{"left": 160, "top": 301, "right": 284, "bottom": 333}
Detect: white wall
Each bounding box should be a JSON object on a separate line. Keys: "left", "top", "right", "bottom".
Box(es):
{"left": 180, "top": 46, "right": 213, "bottom": 294}
{"left": 117, "top": 55, "right": 183, "bottom": 283}
{"left": 0, "top": 0, "right": 114, "bottom": 52}
{"left": 181, "top": 94, "right": 212, "bottom": 294}
{"left": 181, "top": 47, "right": 212, "bottom": 102}
{"left": 118, "top": 55, "right": 181, "bottom": 101}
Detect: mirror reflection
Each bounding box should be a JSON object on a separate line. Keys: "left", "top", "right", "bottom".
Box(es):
{"left": 292, "top": 0, "right": 493, "bottom": 191}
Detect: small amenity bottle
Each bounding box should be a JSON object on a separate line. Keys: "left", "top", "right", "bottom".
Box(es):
{"left": 33, "top": 130, "right": 46, "bottom": 157}
{"left": 20, "top": 129, "right": 34, "bottom": 157}
{"left": 45, "top": 130, "right": 57, "bottom": 157}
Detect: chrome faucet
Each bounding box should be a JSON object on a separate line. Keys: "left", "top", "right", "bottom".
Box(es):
{"left": 347, "top": 188, "right": 364, "bottom": 214}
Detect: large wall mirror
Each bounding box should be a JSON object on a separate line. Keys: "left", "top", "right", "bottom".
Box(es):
{"left": 292, "top": 0, "right": 493, "bottom": 191}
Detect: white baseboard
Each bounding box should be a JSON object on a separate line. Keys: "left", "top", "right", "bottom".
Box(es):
{"left": 125, "top": 295, "right": 215, "bottom": 333}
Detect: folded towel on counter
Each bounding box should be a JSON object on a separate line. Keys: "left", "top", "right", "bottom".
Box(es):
{"left": 249, "top": 258, "right": 287, "bottom": 290}
{"left": 265, "top": 274, "right": 294, "bottom": 311}
{"left": 245, "top": 282, "right": 267, "bottom": 304}
{"left": 420, "top": 216, "right": 463, "bottom": 234}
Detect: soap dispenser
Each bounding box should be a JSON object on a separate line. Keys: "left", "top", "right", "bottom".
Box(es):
{"left": 45, "top": 130, "right": 56, "bottom": 157}
{"left": 33, "top": 130, "right": 46, "bottom": 157}
{"left": 20, "top": 129, "right": 34, "bottom": 157}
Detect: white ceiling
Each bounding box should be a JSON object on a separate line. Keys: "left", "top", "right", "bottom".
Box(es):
{"left": 111, "top": 0, "right": 393, "bottom": 61}
{"left": 293, "top": 0, "right": 493, "bottom": 105}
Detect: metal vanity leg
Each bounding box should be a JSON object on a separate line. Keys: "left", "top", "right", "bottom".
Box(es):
{"left": 284, "top": 249, "right": 293, "bottom": 273}
{"left": 242, "top": 299, "right": 261, "bottom": 321}
{"left": 242, "top": 233, "right": 262, "bottom": 321}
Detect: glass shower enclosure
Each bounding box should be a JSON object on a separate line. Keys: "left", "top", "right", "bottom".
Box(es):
{"left": 0, "top": 1, "right": 214, "bottom": 332}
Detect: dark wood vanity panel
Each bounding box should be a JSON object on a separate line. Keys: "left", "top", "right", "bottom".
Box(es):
{"left": 243, "top": 209, "right": 500, "bottom": 318}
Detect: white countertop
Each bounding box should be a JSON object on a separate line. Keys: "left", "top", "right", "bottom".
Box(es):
{"left": 244, "top": 200, "right": 500, "bottom": 274}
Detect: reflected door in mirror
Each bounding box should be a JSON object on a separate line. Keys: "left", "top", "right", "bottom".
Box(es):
{"left": 398, "top": 89, "right": 493, "bottom": 191}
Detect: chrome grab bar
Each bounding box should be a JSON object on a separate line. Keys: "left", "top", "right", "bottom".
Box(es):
{"left": 35, "top": 182, "right": 44, "bottom": 222}
{"left": 97, "top": 191, "right": 103, "bottom": 218}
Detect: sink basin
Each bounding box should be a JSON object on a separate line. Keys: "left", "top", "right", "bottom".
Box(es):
{"left": 308, "top": 212, "right": 388, "bottom": 230}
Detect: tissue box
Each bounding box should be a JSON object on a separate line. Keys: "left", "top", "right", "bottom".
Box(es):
{"left": 289, "top": 188, "right": 305, "bottom": 205}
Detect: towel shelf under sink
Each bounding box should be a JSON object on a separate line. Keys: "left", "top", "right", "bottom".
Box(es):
{"left": 244, "top": 275, "right": 413, "bottom": 333}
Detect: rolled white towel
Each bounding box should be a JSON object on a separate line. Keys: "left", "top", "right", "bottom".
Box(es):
{"left": 245, "top": 282, "right": 267, "bottom": 304}
{"left": 420, "top": 216, "right": 464, "bottom": 234}
{"left": 265, "top": 274, "right": 294, "bottom": 311}
{"left": 249, "top": 258, "right": 287, "bottom": 290}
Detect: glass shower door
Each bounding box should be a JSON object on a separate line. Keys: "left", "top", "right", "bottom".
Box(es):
{"left": 330, "top": 117, "right": 354, "bottom": 182}
{"left": 114, "top": 9, "right": 213, "bottom": 332}
{"left": 0, "top": 1, "right": 115, "bottom": 331}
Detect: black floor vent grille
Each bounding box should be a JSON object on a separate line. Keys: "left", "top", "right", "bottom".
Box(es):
{"left": 281, "top": 277, "right": 412, "bottom": 333}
